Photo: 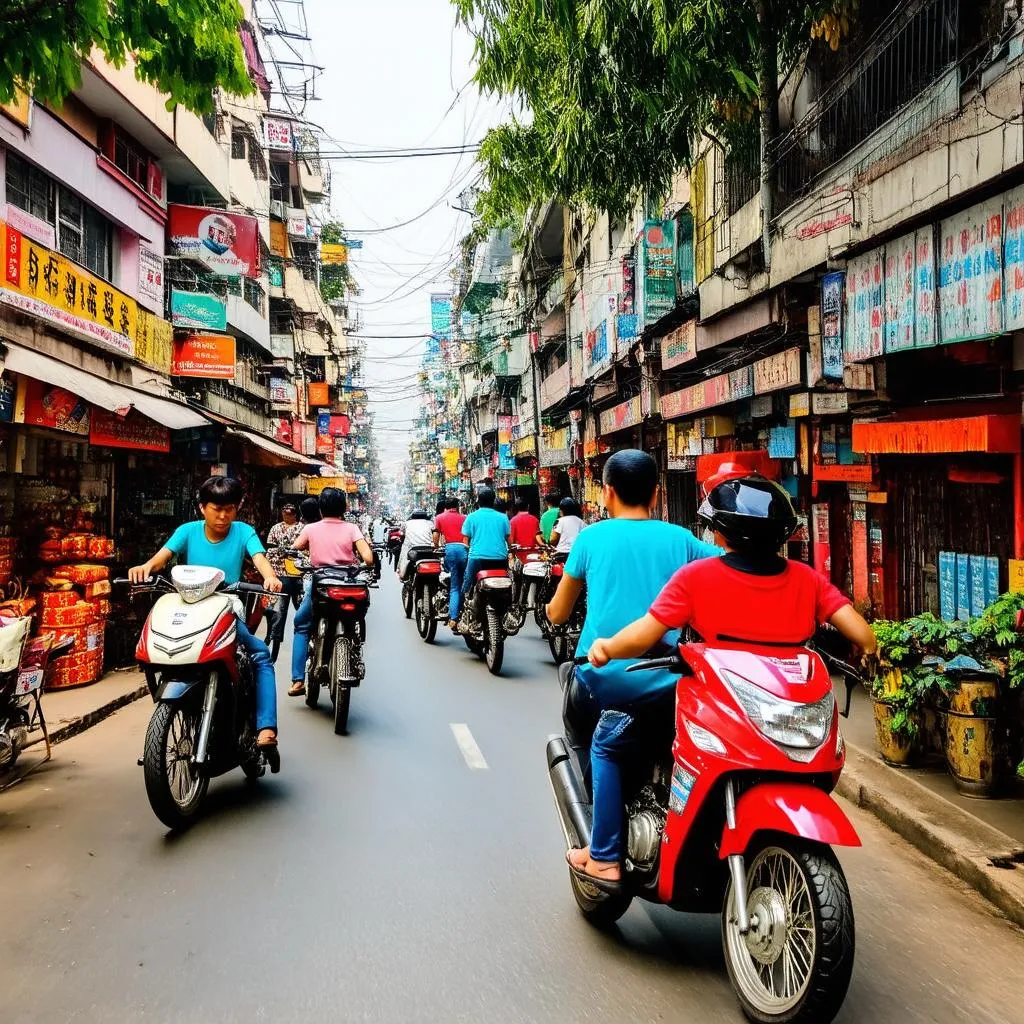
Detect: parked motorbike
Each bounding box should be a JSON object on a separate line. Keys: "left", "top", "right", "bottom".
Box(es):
{"left": 291, "top": 552, "right": 376, "bottom": 735}
{"left": 548, "top": 640, "right": 858, "bottom": 1024}
{"left": 118, "top": 566, "right": 279, "bottom": 830}
{"left": 458, "top": 561, "right": 514, "bottom": 675}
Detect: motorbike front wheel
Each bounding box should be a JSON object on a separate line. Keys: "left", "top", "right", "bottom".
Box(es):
{"left": 723, "top": 842, "right": 855, "bottom": 1024}
{"left": 331, "top": 637, "right": 353, "bottom": 735}
{"left": 416, "top": 586, "right": 437, "bottom": 643}
{"left": 484, "top": 606, "right": 504, "bottom": 676}
{"left": 143, "top": 703, "right": 209, "bottom": 830}
{"left": 548, "top": 630, "right": 568, "bottom": 665}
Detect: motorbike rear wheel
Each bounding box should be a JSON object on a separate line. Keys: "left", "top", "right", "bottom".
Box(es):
{"left": 331, "top": 637, "right": 353, "bottom": 735}
{"left": 143, "top": 703, "right": 209, "bottom": 830}
{"left": 402, "top": 582, "right": 414, "bottom": 619}
{"left": 416, "top": 585, "right": 438, "bottom": 643}
{"left": 722, "top": 841, "right": 854, "bottom": 1024}
{"left": 569, "top": 868, "right": 633, "bottom": 928}
{"left": 484, "top": 606, "right": 504, "bottom": 676}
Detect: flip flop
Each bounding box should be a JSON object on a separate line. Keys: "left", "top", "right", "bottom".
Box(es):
{"left": 565, "top": 850, "right": 623, "bottom": 894}
{"left": 288, "top": 682, "right": 306, "bottom": 696}
{"left": 257, "top": 733, "right": 280, "bottom": 774}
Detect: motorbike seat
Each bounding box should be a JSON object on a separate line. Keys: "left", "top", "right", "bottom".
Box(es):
{"left": 408, "top": 546, "right": 440, "bottom": 562}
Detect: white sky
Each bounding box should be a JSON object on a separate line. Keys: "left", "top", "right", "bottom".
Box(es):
{"left": 301, "top": 0, "right": 510, "bottom": 479}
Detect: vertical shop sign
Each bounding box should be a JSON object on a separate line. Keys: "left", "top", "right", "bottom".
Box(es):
{"left": 315, "top": 411, "right": 333, "bottom": 455}
{"left": 845, "top": 250, "right": 884, "bottom": 362}
{"left": 642, "top": 220, "right": 677, "bottom": 324}
{"left": 852, "top": 503, "right": 869, "bottom": 605}
{"left": 135, "top": 310, "right": 174, "bottom": 374}
{"left": 430, "top": 293, "right": 452, "bottom": 342}
{"left": 914, "top": 227, "right": 937, "bottom": 347}
{"left": 819, "top": 275, "right": 845, "bottom": 379}
{"left": 938, "top": 198, "right": 1004, "bottom": 344}
{"left": 138, "top": 248, "right": 165, "bottom": 309}
{"left": 938, "top": 552, "right": 956, "bottom": 621}
{"left": 584, "top": 320, "right": 610, "bottom": 379}
{"left": 812, "top": 503, "right": 831, "bottom": 580}
{"left": 620, "top": 254, "right": 636, "bottom": 314}
{"left": 497, "top": 415, "right": 515, "bottom": 469}
{"left": 884, "top": 232, "right": 916, "bottom": 353}
{"left": 1003, "top": 186, "right": 1024, "bottom": 330}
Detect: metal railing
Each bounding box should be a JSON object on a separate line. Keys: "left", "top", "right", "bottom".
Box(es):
{"left": 725, "top": 130, "right": 761, "bottom": 216}
{"left": 771, "top": 0, "right": 960, "bottom": 214}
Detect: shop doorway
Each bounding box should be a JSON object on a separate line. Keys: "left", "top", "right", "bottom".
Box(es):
{"left": 665, "top": 471, "right": 698, "bottom": 532}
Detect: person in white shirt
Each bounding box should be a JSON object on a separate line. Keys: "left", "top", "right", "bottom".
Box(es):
{"left": 551, "top": 497, "right": 585, "bottom": 555}
{"left": 398, "top": 508, "right": 436, "bottom": 577}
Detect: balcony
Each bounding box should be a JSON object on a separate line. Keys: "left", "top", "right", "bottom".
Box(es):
{"left": 540, "top": 361, "right": 571, "bottom": 411}
{"left": 173, "top": 106, "right": 230, "bottom": 202}
{"left": 298, "top": 155, "right": 328, "bottom": 202}
{"left": 226, "top": 279, "right": 271, "bottom": 353}
{"left": 231, "top": 358, "right": 271, "bottom": 401}
{"left": 230, "top": 149, "right": 270, "bottom": 217}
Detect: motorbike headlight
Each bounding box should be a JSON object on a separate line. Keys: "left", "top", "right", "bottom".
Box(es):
{"left": 171, "top": 565, "right": 225, "bottom": 604}
{"left": 722, "top": 672, "right": 835, "bottom": 753}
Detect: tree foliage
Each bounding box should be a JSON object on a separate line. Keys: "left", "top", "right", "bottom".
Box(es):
{"left": 319, "top": 221, "right": 351, "bottom": 304}
{"left": 0, "top": 0, "right": 253, "bottom": 114}
{"left": 455, "top": 0, "right": 853, "bottom": 224}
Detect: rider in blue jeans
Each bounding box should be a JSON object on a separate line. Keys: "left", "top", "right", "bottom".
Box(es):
{"left": 433, "top": 497, "right": 468, "bottom": 629}
{"left": 128, "top": 476, "right": 283, "bottom": 760}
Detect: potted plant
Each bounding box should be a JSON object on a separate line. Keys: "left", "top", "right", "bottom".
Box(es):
{"left": 869, "top": 620, "right": 930, "bottom": 766}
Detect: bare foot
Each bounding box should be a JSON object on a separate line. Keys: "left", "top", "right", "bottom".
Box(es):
{"left": 567, "top": 847, "right": 621, "bottom": 881}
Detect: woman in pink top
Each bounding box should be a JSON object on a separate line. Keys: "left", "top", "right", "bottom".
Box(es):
{"left": 289, "top": 488, "right": 374, "bottom": 696}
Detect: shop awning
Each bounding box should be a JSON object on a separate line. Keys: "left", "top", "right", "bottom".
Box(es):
{"left": 2, "top": 343, "right": 209, "bottom": 430}
{"left": 852, "top": 416, "right": 1021, "bottom": 455}
{"left": 227, "top": 427, "right": 314, "bottom": 466}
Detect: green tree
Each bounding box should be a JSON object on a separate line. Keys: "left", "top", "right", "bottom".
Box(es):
{"left": 455, "top": 0, "right": 853, "bottom": 224}
{"left": 319, "top": 221, "right": 351, "bottom": 304}
{"left": 0, "top": 0, "right": 253, "bottom": 114}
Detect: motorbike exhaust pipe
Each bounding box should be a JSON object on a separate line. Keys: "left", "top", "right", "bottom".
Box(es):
{"left": 546, "top": 736, "right": 592, "bottom": 851}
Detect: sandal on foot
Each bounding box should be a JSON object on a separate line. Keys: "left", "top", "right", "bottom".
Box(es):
{"left": 565, "top": 850, "right": 623, "bottom": 893}
{"left": 288, "top": 681, "right": 306, "bottom": 696}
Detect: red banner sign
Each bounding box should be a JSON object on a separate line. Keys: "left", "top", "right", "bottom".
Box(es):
{"left": 172, "top": 334, "right": 236, "bottom": 378}
{"left": 167, "top": 205, "right": 260, "bottom": 278}
{"left": 90, "top": 408, "right": 170, "bottom": 452}
{"left": 20, "top": 379, "right": 89, "bottom": 435}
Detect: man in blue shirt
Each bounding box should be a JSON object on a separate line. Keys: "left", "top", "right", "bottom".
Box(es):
{"left": 460, "top": 487, "right": 511, "bottom": 609}
{"left": 545, "top": 450, "right": 721, "bottom": 886}
{"left": 129, "top": 476, "right": 283, "bottom": 758}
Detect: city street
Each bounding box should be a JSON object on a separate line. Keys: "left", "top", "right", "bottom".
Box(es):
{"left": 1, "top": 572, "right": 1023, "bottom": 1024}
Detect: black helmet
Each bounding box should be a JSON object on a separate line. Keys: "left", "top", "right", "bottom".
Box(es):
{"left": 559, "top": 497, "right": 581, "bottom": 517}
{"left": 698, "top": 474, "right": 797, "bottom": 552}
{"left": 409, "top": 508, "right": 430, "bottom": 520}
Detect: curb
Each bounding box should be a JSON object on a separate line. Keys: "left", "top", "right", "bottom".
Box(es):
{"left": 839, "top": 742, "right": 1024, "bottom": 929}
{"left": 27, "top": 682, "right": 149, "bottom": 749}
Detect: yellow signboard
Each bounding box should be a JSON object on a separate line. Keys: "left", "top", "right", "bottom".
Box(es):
{"left": 0, "top": 221, "right": 137, "bottom": 356}
{"left": 0, "top": 90, "right": 31, "bottom": 129}
{"left": 270, "top": 219, "right": 289, "bottom": 259}
{"left": 135, "top": 310, "right": 174, "bottom": 374}
{"left": 1010, "top": 560, "right": 1024, "bottom": 594}
{"left": 320, "top": 243, "right": 348, "bottom": 265}
{"left": 305, "top": 476, "right": 345, "bottom": 496}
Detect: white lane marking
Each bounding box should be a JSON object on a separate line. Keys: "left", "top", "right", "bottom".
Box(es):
{"left": 450, "top": 723, "right": 489, "bottom": 771}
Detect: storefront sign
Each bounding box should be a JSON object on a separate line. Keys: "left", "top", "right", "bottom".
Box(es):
{"left": 287, "top": 210, "right": 307, "bottom": 237}
{"left": 753, "top": 348, "right": 802, "bottom": 395}
{"left": 1009, "top": 559, "right": 1024, "bottom": 594}
{"left": 844, "top": 363, "right": 875, "bottom": 391}
{"left": 308, "top": 382, "right": 329, "bottom": 406}
{"left": 264, "top": 117, "right": 293, "bottom": 151}
{"left": 768, "top": 423, "right": 797, "bottom": 459}
{"left": 642, "top": 220, "right": 677, "bottom": 324}
{"left": 812, "top": 503, "right": 831, "bottom": 579}
{"left": 812, "top": 391, "right": 849, "bottom": 415}
{"left": 270, "top": 220, "right": 288, "bottom": 259}
{"left": 168, "top": 205, "right": 260, "bottom": 278}
{"left": 316, "top": 411, "right": 333, "bottom": 456}
{"left": 305, "top": 477, "right": 345, "bottom": 496}
{"left": 599, "top": 396, "right": 642, "bottom": 436}
{"left": 1, "top": 222, "right": 137, "bottom": 356}
{"left": 789, "top": 392, "right": 810, "bottom": 417}
{"left": 497, "top": 415, "right": 515, "bottom": 469}
{"left": 913, "top": 228, "right": 937, "bottom": 348}
{"left": 90, "top": 408, "right": 170, "bottom": 452}
{"left": 1003, "top": 186, "right": 1024, "bottom": 331}
{"left": 4, "top": 203, "right": 54, "bottom": 249}
{"left": 938, "top": 198, "right": 1003, "bottom": 344}
{"left": 820, "top": 274, "right": 845, "bottom": 379}
{"left": 138, "top": 247, "right": 165, "bottom": 309}
{"left": 661, "top": 320, "right": 696, "bottom": 369}
{"left": 846, "top": 249, "right": 884, "bottom": 362}
{"left": 883, "top": 232, "right": 916, "bottom": 352}
{"left": 853, "top": 415, "right": 1020, "bottom": 455}
{"left": 172, "top": 334, "right": 236, "bottom": 379}
{"left": 430, "top": 293, "right": 452, "bottom": 339}
{"left": 134, "top": 311, "right": 174, "bottom": 374}
{"left": 321, "top": 243, "right": 347, "bottom": 265}
{"left": 661, "top": 366, "right": 754, "bottom": 421}
{"left": 271, "top": 378, "right": 296, "bottom": 405}
{"left": 18, "top": 379, "right": 89, "bottom": 435}
{"left": 170, "top": 289, "right": 227, "bottom": 331}
{"left": 329, "top": 414, "right": 350, "bottom": 437}
{"left": 584, "top": 320, "right": 611, "bottom": 379}
{"left": 812, "top": 462, "right": 875, "bottom": 483}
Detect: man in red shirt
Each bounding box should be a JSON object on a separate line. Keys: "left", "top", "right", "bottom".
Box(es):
{"left": 509, "top": 497, "right": 540, "bottom": 549}
{"left": 433, "top": 498, "right": 468, "bottom": 628}
{"left": 575, "top": 473, "right": 875, "bottom": 886}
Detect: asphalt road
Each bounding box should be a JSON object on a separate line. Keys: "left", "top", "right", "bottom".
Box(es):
{"left": 2, "top": 572, "right": 1023, "bottom": 1023}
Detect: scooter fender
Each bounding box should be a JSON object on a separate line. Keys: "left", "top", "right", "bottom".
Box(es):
{"left": 153, "top": 678, "right": 205, "bottom": 704}
{"left": 719, "top": 781, "right": 861, "bottom": 859}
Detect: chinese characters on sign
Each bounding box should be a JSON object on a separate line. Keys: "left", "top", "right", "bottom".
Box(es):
{"left": 820, "top": 273, "right": 845, "bottom": 379}
{"left": 138, "top": 247, "right": 165, "bottom": 309}
{"left": 753, "top": 348, "right": 803, "bottom": 395}
{"left": 845, "top": 250, "right": 884, "bottom": 362}
{"left": 135, "top": 310, "right": 174, "bottom": 374}
{"left": 90, "top": 408, "right": 170, "bottom": 452}
{"left": 938, "top": 199, "right": 1003, "bottom": 344}
{"left": 172, "top": 334, "right": 237, "bottom": 379}
{"left": 1, "top": 222, "right": 137, "bottom": 356}
{"left": 641, "top": 220, "right": 677, "bottom": 325}
{"left": 264, "top": 117, "right": 293, "bottom": 151}
{"left": 1004, "top": 187, "right": 1024, "bottom": 330}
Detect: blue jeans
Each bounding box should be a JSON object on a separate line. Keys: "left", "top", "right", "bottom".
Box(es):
{"left": 236, "top": 618, "right": 277, "bottom": 732}
{"left": 444, "top": 544, "right": 468, "bottom": 620}
{"left": 291, "top": 587, "right": 314, "bottom": 683}
{"left": 462, "top": 556, "right": 508, "bottom": 604}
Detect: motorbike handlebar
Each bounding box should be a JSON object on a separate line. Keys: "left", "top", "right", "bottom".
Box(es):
{"left": 626, "top": 655, "right": 687, "bottom": 673}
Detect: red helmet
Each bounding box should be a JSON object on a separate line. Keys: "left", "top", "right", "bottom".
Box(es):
{"left": 702, "top": 462, "right": 751, "bottom": 496}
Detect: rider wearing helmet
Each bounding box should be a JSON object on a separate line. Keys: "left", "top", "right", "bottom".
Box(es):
{"left": 579, "top": 473, "right": 876, "bottom": 887}
{"left": 398, "top": 508, "right": 436, "bottom": 579}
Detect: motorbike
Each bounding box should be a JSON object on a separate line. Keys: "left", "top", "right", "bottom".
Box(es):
{"left": 405, "top": 547, "right": 445, "bottom": 643}
{"left": 118, "top": 566, "right": 280, "bottom": 829}
{"left": 505, "top": 546, "right": 544, "bottom": 634}
{"left": 291, "top": 552, "right": 376, "bottom": 735}
{"left": 458, "top": 561, "right": 514, "bottom": 675}
{"left": 387, "top": 527, "right": 404, "bottom": 572}
{"left": 547, "top": 584, "right": 587, "bottom": 666}
{"left": 547, "top": 639, "right": 858, "bottom": 1024}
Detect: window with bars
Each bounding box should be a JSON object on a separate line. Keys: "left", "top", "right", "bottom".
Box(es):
{"left": 6, "top": 154, "right": 113, "bottom": 279}
{"left": 231, "top": 130, "right": 246, "bottom": 160}
{"left": 113, "top": 130, "right": 148, "bottom": 188}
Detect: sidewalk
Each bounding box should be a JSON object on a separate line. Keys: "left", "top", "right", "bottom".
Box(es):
{"left": 27, "top": 668, "right": 148, "bottom": 748}
{"left": 840, "top": 685, "right": 1024, "bottom": 928}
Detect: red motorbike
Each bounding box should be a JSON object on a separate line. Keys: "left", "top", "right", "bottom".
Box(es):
{"left": 547, "top": 639, "right": 857, "bottom": 1024}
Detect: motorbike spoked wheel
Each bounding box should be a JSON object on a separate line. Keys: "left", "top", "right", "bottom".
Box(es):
{"left": 723, "top": 842, "right": 855, "bottom": 1024}
{"left": 503, "top": 603, "right": 527, "bottom": 635}
{"left": 331, "top": 637, "right": 353, "bottom": 735}
{"left": 484, "top": 606, "right": 505, "bottom": 676}
{"left": 534, "top": 593, "right": 549, "bottom": 631}
{"left": 416, "top": 586, "right": 438, "bottom": 643}
{"left": 548, "top": 629, "right": 568, "bottom": 665}
{"left": 569, "top": 867, "right": 633, "bottom": 929}
{"left": 143, "top": 703, "right": 209, "bottom": 830}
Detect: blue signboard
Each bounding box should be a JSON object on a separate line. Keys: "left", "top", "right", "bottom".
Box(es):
{"left": 938, "top": 551, "right": 956, "bottom": 622}
{"left": 956, "top": 553, "right": 971, "bottom": 621}
{"left": 820, "top": 272, "right": 845, "bottom": 380}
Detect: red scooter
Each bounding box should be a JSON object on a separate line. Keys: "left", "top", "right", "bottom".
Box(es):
{"left": 547, "top": 639, "right": 857, "bottom": 1024}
